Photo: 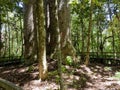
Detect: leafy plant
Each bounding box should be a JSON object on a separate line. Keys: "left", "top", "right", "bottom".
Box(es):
{"left": 66, "top": 56, "right": 73, "bottom": 65}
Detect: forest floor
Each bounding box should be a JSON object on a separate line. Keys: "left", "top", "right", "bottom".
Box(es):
{"left": 0, "top": 61, "right": 120, "bottom": 90}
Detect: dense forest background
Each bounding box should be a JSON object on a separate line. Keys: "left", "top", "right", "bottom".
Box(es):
{"left": 0, "top": 0, "right": 120, "bottom": 89}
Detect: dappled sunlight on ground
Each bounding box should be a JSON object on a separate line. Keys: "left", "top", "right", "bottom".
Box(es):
{"left": 23, "top": 80, "right": 59, "bottom": 90}
{"left": 0, "top": 62, "right": 120, "bottom": 90}
{"left": 81, "top": 64, "right": 120, "bottom": 90}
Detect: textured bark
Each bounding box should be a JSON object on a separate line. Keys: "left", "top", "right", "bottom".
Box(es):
{"left": 47, "top": 0, "right": 59, "bottom": 58}
{"left": 81, "top": 18, "right": 85, "bottom": 60}
{"left": 0, "top": 9, "right": 4, "bottom": 56}
{"left": 24, "top": 0, "right": 37, "bottom": 65}
{"left": 58, "top": 0, "right": 76, "bottom": 62}
{"left": 58, "top": 0, "right": 70, "bottom": 47}
{"left": 37, "top": 0, "right": 47, "bottom": 80}
{"left": 0, "top": 11, "right": 2, "bottom": 54}
{"left": 33, "top": 0, "right": 38, "bottom": 61}
{"left": 85, "top": 0, "right": 93, "bottom": 66}
{"left": 44, "top": 0, "right": 50, "bottom": 56}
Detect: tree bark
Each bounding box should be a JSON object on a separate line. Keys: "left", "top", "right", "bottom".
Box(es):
{"left": 0, "top": 12, "right": 3, "bottom": 56}
{"left": 33, "top": 0, "right": 38, "bottom": 61}
{"left": 0, "top": 9, "right": 2, "bottom": 55}
{"left": 37, "top": 0, "right": 47, "bottom": 80}
{"left": 81, "top": 18, "right": 85, "bottom": 60}
{"left": 85, "top": 0, "right": 93, "bottom": 66}
{"left": 24, "top": 0, "right": 37, "bottom": 65}
{"left": 47, "top": 0, "right": 59, "bottom": 58}
{"left": 58, "top": 0, "right": 76, "bottom": 63}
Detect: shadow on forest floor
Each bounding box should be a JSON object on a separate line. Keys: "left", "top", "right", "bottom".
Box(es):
{"left": 0, "top": 61, "right": 120, "bottom": 90}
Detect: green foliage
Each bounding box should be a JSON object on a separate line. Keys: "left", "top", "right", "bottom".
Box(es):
{"left": 113, "top": 0, "right": 120, "bottom": 4}
{"left": 48, "top": 70, "right": 61, "bottom": 83}
{"left": 0, "top": 0, "right": 23, "bottom": 58}
{"left": 70, "top": 0, "right": 120, "bottom": 55}
{"left": 66, "top": 56, "right": 73, "bottom": 65}
{"left": 23, "top": 0, "right": 29, "bottom": 4}
{"left": 61, "top": 65, "right": 67, "bottom": 72}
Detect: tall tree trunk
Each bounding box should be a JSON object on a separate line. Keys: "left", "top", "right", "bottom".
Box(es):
{"left": 44, "top": 0, "right": 48, "bottom": 31}
{"left": 0, "top": 9, "right": 3, "bottom": 56}
{"left": 44, "top": 0, "right": 50, "bottom": 56}
{"left": 85, "top": 0, "right": 93, "bottom": 66}
{"left": 58, "top": 0, "right": 76, "bottom": 63}
{"left": 58, "top": 0, "right": 70, "bottom": 47}
{"left": 96, "top": 21, "right": 99, "bottom": 58}
{"left": 24, "top": 0, "right": 37, "bottom": 65}
{"left": 33, "top": 0, "right": 38, "bottom": 61}
{"left": 107, "top": 0, "right": 115, "bottom": 57}
{"left": 47, "top": 0, "right": 59, "bottom": 58}
{"left": 37, "top": 0, "right": 47, "bottom": 80}
{"left": 81, "top": 18, "right": 85, "bottom": 60}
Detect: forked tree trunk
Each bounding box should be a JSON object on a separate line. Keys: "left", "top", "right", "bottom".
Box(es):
{"left": 37, "top": 0, "right": 47, "bottom": 80}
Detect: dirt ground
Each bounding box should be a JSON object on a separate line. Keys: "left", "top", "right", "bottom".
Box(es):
{"left": 0, "top": 62, "right": 120, "bottom": 90}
